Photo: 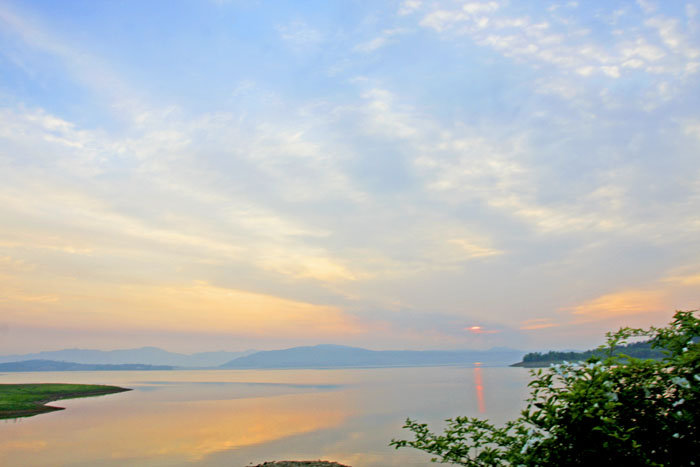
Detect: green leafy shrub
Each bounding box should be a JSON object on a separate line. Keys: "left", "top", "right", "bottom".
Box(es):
{"left": 390, "top": 311, "right": 699, "bottom": 466}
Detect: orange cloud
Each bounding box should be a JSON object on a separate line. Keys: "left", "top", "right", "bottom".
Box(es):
{"left": 663, "top": 272, "right": 700, "bottom": 286}
{"left": 258, "top": 249, "right": 358, "bottom": 281}
{"left": 0, "top": 278, "right": 366, "bottom": 339}
{"left": 520, "top": 318, "right": 559, "bottom": 330}
{"left": 570, "top": 289, "right": 666, "bottom": 319}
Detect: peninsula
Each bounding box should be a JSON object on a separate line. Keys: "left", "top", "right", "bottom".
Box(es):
{"left": 510, "top": 340, "right": 665, "bottom": 367}
{"left": 0, "top": 383, "right": 130, "bottom": 419}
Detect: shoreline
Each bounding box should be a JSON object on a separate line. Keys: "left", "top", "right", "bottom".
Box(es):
{"left": 0, "top": 383, "right": 131, "bottom": 419}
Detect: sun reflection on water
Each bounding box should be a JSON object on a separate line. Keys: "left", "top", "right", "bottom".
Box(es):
{"left": 473, "top": 365, "right": 486, "bottom": 414}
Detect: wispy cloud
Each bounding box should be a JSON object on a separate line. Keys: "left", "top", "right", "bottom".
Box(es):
{"left": 398, "top": 0, "right": 422, "bottom": 16}
{"left": 570, "top": 289, "right": 667, "bottom": 319}
{"left": 413, "top": 0, "right": 699, "bottom": 110}
{"left": 277, "top": 20, "right": 323, "bottom": 48}
{"left": 448, "top": 238, "right": 503, "bottom": 259}
{"left": 354, "top": 28, "right": 408, "bottom": 53}
{"left": 520, "top": 318, "right": 559, "bottom": 331}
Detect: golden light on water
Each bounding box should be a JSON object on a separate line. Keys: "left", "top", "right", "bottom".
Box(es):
{"left": 473, "top": 367, "right": 486, "bottom": 414}
{"left": 0, "top": 391, "right": 353, "bottom": 465}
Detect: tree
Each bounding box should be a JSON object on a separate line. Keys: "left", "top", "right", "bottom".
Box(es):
{"left": 390, "top": 311, "right": 699, "bottom": 466}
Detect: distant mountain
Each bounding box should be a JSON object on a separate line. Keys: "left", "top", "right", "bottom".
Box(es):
{"left": 0, "top": 345, "right": 525, "bottom": 370}
{"left": 220, "top": 344, "right": 524, "bottom": 369}
{"left": 0, "top": 347, "right": 256, "bottom": 367}
{"left": 0, "top": 360, "right": 173, "bottom": 372}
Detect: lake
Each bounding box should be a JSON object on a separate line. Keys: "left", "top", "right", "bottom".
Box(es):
{"left": 0, "top": 367, "right": 532, "bottom": 466}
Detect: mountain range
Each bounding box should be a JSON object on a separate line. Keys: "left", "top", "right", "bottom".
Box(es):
{"left": 0, "top": 345, "right": 525, "bottom": 370}
{"left": 219, "top": 344, "right": 524, "bottom": 369}
{"left": 0, "top": 347, "right": 255, "bottom": 367}
{"left": 0, "top": 360, "right": 173, "bottom": 372}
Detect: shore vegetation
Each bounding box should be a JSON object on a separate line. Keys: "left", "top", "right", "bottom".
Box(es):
{"left": 512, "top": 340, "right": 666, "bottom": 367}
{"left": 391, "top": 310, "right": 699, "bottom": 466}
{"left": 0, "top": 383, "right": 130, "bottom": 419}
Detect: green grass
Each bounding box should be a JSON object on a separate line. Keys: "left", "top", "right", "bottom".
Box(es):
{"left": 0, "top": 383, "right": 130, "bottom": 419}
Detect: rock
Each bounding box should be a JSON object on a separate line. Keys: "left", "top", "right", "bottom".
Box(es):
{"left": 251, "top": 462, "right": 350, "bottom": 467}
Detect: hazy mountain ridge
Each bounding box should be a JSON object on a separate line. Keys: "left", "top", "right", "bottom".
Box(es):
{"left": 0, "top": 360, "right": 173, "bottom": 372}
{"left": 220, "top": 344, "right": 525, "bottom": 369}
{"left": 0, "top": 345, "right": 525, "bottom": 370}
{"left": 0, "top": 347, "right": 256, "bottom": 367}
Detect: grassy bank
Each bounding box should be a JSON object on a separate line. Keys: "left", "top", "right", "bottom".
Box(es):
{"left": 0, "top": 383, "right": 130, "bottom": 419}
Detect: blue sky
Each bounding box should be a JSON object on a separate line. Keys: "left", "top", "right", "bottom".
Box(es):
{"left": 0, "top": 0, "right": 698, "bottom": 353}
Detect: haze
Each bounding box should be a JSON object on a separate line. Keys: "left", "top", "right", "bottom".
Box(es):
{"left": 0, "top": 0, "right": 698, "bottom": 354}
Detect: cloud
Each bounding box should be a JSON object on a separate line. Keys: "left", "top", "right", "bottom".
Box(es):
{"left": 570, "top": 289, "right": 667, "bottom": 319}
{"left": 0, "top": 292, "right": 59, "bottom": 303}
{"left": 256, "top": 248, "right": 358, "bottom": 282}
{"left": 398, "top": 0, "right": 422, "bottom": 16}
{"left": 0, "top": 106, "right": 377, "bottom": 324}
{"left": 565, "top": 268, "right": 700, "bottom": 325}
{"left": 684, "top": 120, "right": 700, "bottom": 139}
{"left": 277, "top": 20, "right": 323, "bottom": 48}
{"left": 1, "top": 276, "right": 368, "bottom": 338}
{"left": 637, "top": 0, "right": 657, "bottom": 15}
{"left": 0, "top": 0, "right": 699, "bottom": 352}
{"left": 413, "top": 0, "right": 700, "bottom": 102}
{"left": 448, "top": 238, "right": 503, "bottom": 259}
{"left": 354, "top": 28, "right": 408, "bottom": 53}
{"left": 420, "top": 2, "right": 500, "bottom": 32}
{"left": 520, "top": 318, "right": 559, "bottom": 331}
{"left": 663, "top": 272, "right": 700, "bottom": 286}
{"left": 0, "top": 3, "right": 145, "bottom": 121}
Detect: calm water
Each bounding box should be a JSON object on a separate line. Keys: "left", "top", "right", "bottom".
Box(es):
{"left": 0, "top": 367, "right": 532, "bottom": 466}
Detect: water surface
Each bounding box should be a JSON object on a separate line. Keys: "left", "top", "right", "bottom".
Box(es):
{"left": 0, "top": 367, "right": 532, "bottom": 466}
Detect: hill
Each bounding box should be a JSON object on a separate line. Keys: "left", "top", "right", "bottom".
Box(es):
{"left": 0, "top": 360, "right": 173, "bottom": 372}
{"left": 511, "top": 340, "right": 666, "bottom": 367}
{"left": 220, "top": 344, "right": 524, "bottom": 369}
{"left": 0, "top": 347, "right": 255, "bottom": 367}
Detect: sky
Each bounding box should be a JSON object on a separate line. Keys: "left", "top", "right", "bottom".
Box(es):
{"left": 0, "top": 0, "right": 698, "bottom": 354}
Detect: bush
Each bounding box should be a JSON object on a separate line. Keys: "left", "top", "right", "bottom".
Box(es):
{"left": 390, "top": 311, "right": 699, "bottom": 466}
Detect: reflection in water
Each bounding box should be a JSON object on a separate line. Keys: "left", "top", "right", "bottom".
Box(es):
{"left": 0, "top": 440, "right": 47, "bottom": 452}
{"left": 101, "top": 393, "right": 350, "bottom": 461}
{"left": 0, "top": 391, "right": 351, "bottom": 466}
{"left": 473, "top": 366, "right": 486, "bottom": 414}
{"left": 0, "top": 368, "right": 530, "bottom": 467}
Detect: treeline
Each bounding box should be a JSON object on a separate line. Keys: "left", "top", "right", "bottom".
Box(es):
{"left": 519, "top": 340, "right": 666, "bottom": 365}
